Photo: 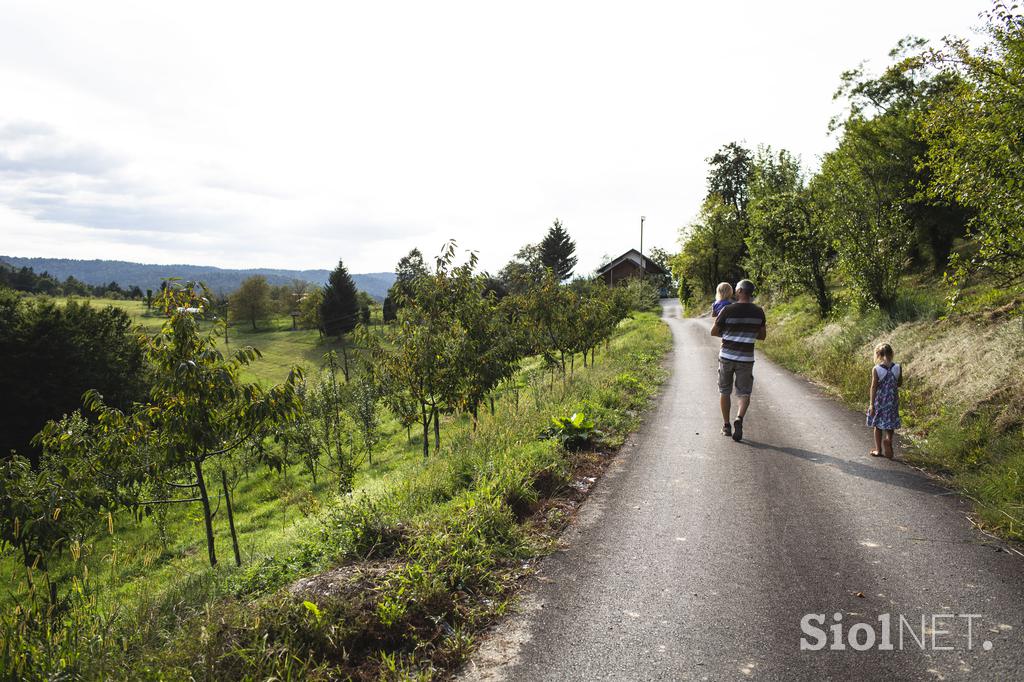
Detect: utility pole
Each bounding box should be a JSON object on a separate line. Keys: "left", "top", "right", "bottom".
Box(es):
{"left": 640, "top": 215, "right": 646, "bottom": 273}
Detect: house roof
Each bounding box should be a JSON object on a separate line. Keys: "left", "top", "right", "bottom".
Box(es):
{"left": 595, "top": 248, "right": 669, "bottom": 276}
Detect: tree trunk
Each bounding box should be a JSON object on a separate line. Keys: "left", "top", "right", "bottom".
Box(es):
{"left": 251, "top": 317, "right": 257, "bottom": 331}
{"left": 432, "top": 405, "right": 440, "bottom": 454}
{"left": 490, "top": 396, "right": 495, "bottom": 416}
{"left": 282, "top": 461, "right": 290, "bottom": 528}
{"left": 221, "top": 470, "right": 241, "bottom": 567}
{"left": 811, "top": 261, "right": 831, "bottom": 317}
{"left": 340, "top": 336, "right": 350, "bottom": 381}
{"left": 194, "top": 459, "right": 217, "bottom": 567}
{"left": 421, "top": 402, "right": 430, "bottom": 460}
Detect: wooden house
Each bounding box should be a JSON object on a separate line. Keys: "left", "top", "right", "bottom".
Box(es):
{"left": 595, "top": 249, "right": 670, "bottom": 286}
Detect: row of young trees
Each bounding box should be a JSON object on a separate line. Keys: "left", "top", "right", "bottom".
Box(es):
{"left": 0, "top": 225, "right": 648, "bottom": 588}
{"left": 372, "top": 239, "right": 636, "bottom": 460}
{"left": 675, "top": 2, "right": 1024, "bottom": 316}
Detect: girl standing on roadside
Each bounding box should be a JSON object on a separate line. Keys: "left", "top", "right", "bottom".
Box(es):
{"left": 867, "top": 342, "right": 902, "bottom": 459}
{"left": 712, "top": 281, "right": 734, "bottom": 318}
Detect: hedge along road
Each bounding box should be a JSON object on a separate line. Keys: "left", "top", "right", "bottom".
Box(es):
{"left": 464, "top": 299, "right": 1024, "bottom": 681}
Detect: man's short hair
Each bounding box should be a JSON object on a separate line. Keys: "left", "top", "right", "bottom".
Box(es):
{"left": 736, "top": 279, "right": 755, "bottom": 296}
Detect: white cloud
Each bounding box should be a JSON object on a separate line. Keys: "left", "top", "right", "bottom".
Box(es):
{"left": 0, "top": 0, "right": 991, "bottom": 274}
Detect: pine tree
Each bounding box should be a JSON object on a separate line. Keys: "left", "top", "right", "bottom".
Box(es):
{"left": 321, "top": 260, "right": 360, "bottom": 336}
{"left": 539, "top": 219, "right": 578, "bottom": 281}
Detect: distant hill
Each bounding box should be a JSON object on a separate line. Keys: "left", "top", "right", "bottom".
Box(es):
{"left": 0, "top": 256, "right": 397, "bottom": 301}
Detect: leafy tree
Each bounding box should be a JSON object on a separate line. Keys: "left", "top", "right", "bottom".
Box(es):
{"left": 673, "top": 141, "right": 757, "bottom": 304}
{"left": 519, "top": 271, "right": 580, "bottom": 375}
{"left": 321, "top": 260, "right": 360, "bottom": 336}
{"left": 565, "top": 279, "right": 625, "bottom": 369}
{"left": 818, "top": 150, "right": 911, "bottom": 311}
{"left": 230, "top": 275, "right": 273, "bottom": 331}
{"left": 297, "top": 286, "right": 324, "bottom": 331}
{"left": 644, "top": 246, "right": 676, "bottom": 293}
{"left": 62, "top": 275, "right": 90, "bottom": 296}
{"left": 539, "top": 219, "right": 578, "bottom": 281}
{"left": 920, "top": 3, "right": 1024, "bottom": 289}
{"left": 37, "top": 282, "right": 303, "bottom": 567}
{"left": 746, "top": 147, "right": 836, "bottom": 316}
{"left": 0, "top": 290, "right": 149, "bottom": 465}
{"left": 349, "top": 365, "right": 382, "bottom": 464}
{"left": 707, "top": 142, "right": 753, "bottom": 215}
{"left": 289, "top": 278, "right": 310, "bottom": 303}
{"left": 832, "top": 38, "right": 969, "bottom": 272}
{"left": 282, "top": 352, "right": 358, "bottom": 492}
{"left": 267, "top": 283, "right": 293, "bottom": 316}
{"left": 388, "top": 248, "right": 429, "bottom": 305}
{"left": 0, "top": 264, "right": 61, "bottom": 294}
{"left": 455, "top": 285, "right": 523, "bottom": 425}
{"left": 372, "top": 243, "right": 478, "bottom": 458}
{"left": 674, "top": 195, "right": 747, "bottom": 302}
{"left": 498, "top": 243, "right": 546, "bottom": 295}
{"left": 382, "top": 295, "right": 397, "bottom": 322}
{"left": 0, "top": 413, "right": 110, "bottom": 587}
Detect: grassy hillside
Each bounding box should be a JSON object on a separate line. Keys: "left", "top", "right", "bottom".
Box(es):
{"left": 4, "top": 308, "right": 671, "bottom": 680}
{"left": 756, "top": 278, "right": 1024, "bottom": 541}
{"left": 52, "top": 296, "right": 368, "bottom": 385}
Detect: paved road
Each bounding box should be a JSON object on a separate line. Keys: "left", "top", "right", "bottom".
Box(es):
{"left": 465, "top": 300, "right": 1024, "bottom": 681}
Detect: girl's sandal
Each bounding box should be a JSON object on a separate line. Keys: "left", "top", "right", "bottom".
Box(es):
{"left": 870, "top": 450, "right": 882, "bottom": 457}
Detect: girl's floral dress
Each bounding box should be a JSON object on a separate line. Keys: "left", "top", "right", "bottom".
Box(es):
{"left": 866, "top": 363, "right": 901, "bottom": 430}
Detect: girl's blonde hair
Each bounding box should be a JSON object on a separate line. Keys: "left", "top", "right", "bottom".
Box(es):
{"left": 715, "top": 282, "right": 733, "bottom": 302}
{"left": 874, "top": 342, "right": 894, "bottom": 363}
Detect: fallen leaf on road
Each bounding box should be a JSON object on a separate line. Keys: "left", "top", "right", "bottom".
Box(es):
{"left": 854, "top": 591, "right": 865, "bottom": 598}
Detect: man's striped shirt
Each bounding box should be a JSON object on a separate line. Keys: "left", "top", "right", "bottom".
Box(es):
{"left": 716, "top": 302, "right": 766, "bottom": 363}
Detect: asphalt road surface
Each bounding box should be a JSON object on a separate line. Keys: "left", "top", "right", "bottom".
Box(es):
{"left": 464, "top": 300, "right": 1024, "bottom": 681}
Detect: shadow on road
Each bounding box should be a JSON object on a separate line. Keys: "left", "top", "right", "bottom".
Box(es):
{"left": 740, "top": 439, "right": 944, "bottom": 496}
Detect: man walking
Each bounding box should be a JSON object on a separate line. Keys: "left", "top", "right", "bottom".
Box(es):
{"left": 710, "top": 279, "right": 766, "bottom": 442}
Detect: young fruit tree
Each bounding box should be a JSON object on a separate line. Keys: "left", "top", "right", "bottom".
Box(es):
{"left": 37, "top": 281, "right": 303, "bottom": 568}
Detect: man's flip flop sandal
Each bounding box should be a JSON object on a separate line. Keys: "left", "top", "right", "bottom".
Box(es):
{"left": 870, "top": 451, "right": 883, "bottom": 457}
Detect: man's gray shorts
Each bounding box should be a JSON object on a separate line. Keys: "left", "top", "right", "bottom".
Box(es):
{"left": 718, "top": 359, "right": 754, "bottom": 397}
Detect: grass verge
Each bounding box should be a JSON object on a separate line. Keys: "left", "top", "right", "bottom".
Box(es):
{"left": 761, "top": 290, "right": 1024, "bottom": 541}
{"left": 7, "top": 311, "right": 670, "bottom": 680}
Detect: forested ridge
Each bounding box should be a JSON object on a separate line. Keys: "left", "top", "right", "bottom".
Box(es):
{"left": 0, "top": 255, "right": 396, "bottom": 301}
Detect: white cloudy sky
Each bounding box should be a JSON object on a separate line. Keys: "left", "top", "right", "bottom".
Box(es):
{"left": 0, "top": 1, "right": 990, "bottom": 274}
